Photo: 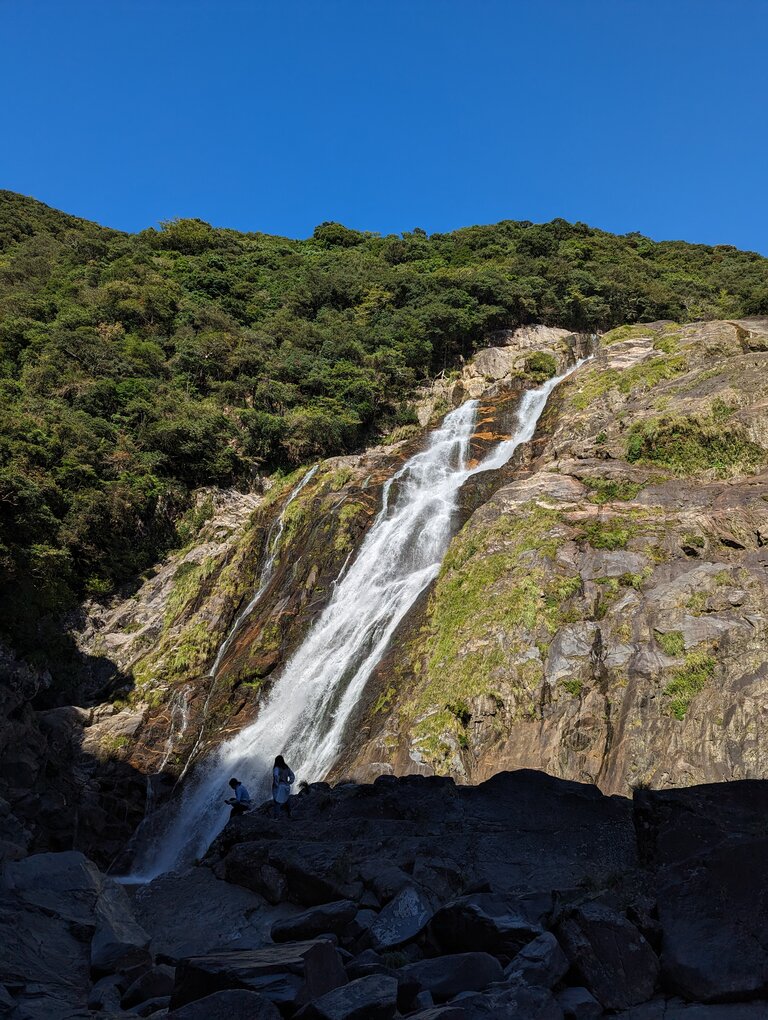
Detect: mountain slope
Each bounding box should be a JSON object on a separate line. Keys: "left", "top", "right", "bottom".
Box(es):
{"left": 2, "top": 191, "right": 768, "bottom": 669}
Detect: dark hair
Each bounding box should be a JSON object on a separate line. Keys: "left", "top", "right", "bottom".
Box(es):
{"left": 274, "top": 755, "right": 286, "bottom": 769}
{"left": 229, "top": 778, "right": 239, "bottom": 788}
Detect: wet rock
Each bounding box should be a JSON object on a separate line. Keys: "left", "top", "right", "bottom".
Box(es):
{"left": 271, "top": 900, "right": 358, "bottom": 942}
{"left": 557, "top": 986, "right": 603, "bottom": 1018}
{"left": 398, "top": 952, "right": 503, "bottom": 1001}
{"left": 556, "top": 903, "right": 659, "bottom": 1009}
{"left": 368, "top": 885, "right": 433, "bottom": 950}
{"left": 504, "top": 932, "right": 569, "bottom": 988}
{"left": 167, "top": 987, "right": 282, "bottom": 1019}
{"left": 295, "top": 973, "right": 398, "bottom": 1020}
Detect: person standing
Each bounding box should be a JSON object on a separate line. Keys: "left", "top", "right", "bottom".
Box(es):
{"left": 225, "top": 777, "right": 251, "bottom": 819}
{"left": 272, "top": 755, "right": 295, "bottom": 818}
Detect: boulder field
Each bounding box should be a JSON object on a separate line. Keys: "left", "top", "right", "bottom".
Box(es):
{"left": 3, "top": 769, "right": 768, "bottom": 1019}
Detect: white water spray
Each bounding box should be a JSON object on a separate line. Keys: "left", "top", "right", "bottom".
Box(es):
{"left": 129, "top": 361, "right": 585, "bottom": 879}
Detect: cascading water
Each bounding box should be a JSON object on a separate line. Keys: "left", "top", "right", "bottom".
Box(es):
{"left": 129, "top": 361, "right": 585, "bottom": 879}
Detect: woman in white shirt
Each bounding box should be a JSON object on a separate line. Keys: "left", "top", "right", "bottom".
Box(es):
{"left": 272, "top": 755, "right": 295, "bottom": 818}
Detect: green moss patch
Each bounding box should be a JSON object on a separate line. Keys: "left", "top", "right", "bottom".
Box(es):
{"left": 626, "top": 413, "right": 765, "bottom": 477}
{"left": 408, "top": 503, "right": 579, "bottom": 724}
{"left": 524, "top": 351, "right": 558, "bottom": 383}
{"left": 580, "top": 518, "right": 639, "bottom": 550}
{"left": 664, "top": 650, "right": 716, "bottom": 719}
{"left": 583, "top": 477, "right": 645, "bottom": 504}
{"left": 656, "top": 630, "right": 685, "bottom": 657}
{"left": 570, "top": 352, "right": 687, "bottom": 410}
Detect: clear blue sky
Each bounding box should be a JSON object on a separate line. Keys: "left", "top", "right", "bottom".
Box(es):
{"left": 2, "top": 0, "right": 767, "bottom": 252}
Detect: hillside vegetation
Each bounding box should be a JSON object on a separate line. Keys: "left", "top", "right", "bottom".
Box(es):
{"left": 2, "top": 189, "right": 767, "bottom": 655}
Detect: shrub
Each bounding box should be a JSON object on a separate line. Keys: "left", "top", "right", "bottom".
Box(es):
{"left": 524, "top": 351, "right": 558, "bottom": 383}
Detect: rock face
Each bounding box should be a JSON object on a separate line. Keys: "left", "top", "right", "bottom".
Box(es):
{"left": 5, "top": 318, "right": 768, "bottom": 874}
{"left": 340, "top": 319, "right": 768, "bottom": 795}
{"left": 3, "top": 771, "right": 768, "bottom": 1018}
{"left": 636, "top": 781, "right": 768, "bottom": 1003}
{"left": 0, "top": 850, "right": 150, "bottom": 1019}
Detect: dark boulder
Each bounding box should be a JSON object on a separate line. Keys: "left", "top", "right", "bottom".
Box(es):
{"left": 455, "top": 983, "right": 563, "bottom": 1019}
{"left": 171, "top": 939, "right": 346, "bottom": 1010}
{"left": 399, "top": 952, "right": 503, "bottom": 1002}
{"left": 409, "top": 1009, "right": 467, "bottom": 1019}
{"left": 271, "top": 900, "right": 358, "bottom": 942}
{"left": 557, "top": 986, "right": 603, "bottom": 1018}
{"left": 295, "top": 973, "right": 398, "bottom": 1020}
{"left": 167, "top": 988, "right": 282, "bottom": 1019}
{"left": 635, "top": 784, "right": 768, "bottom": 1003}
{"left": 556, "top": 903, "right": 659, "bottom": 1009}
{"left": 612, "top": 1000, "right": 768, "bottom": 1019}
{"left": 121, "top": 964, "right": 175, "bottom": 1008}
{"left": 368, "top": 885, "right": 433, "bottom": 950}
{"left": 504, "top": 932, "right": 569, "bottom": 988}
{"left": 135, "top": 995, "right": 172, "bottom": 1016}
{"left": 426, "top": 893, "right": 544, "bottom": 957}
{"left": 226, "top": 841, "right": 356, "bottom": 906}
{"left": 656, "top": 838, "right": 768, "bottom": 1002}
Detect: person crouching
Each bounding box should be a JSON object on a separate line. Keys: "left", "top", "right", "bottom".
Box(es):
{"left": 225, "top": 777, "right": 251, "bottom": 819}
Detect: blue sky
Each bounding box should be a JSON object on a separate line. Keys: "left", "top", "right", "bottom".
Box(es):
{"left": 2, "top": 0, "right": 767, "bottom": 252}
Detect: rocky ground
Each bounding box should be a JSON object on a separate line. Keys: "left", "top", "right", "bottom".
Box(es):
{"left": 2, "top": 770, "right": 767, "bottom": 1019}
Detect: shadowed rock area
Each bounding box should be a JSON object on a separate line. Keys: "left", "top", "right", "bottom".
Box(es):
{"left": 3, "top": 770, "right": 767, "bottom": 1018}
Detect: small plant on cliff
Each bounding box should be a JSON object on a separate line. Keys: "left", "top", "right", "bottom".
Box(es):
{"left": 656, "top": 630, "right": 685, "bottom": 657}
{"left": 583, "top": 477, "right": 644, "bottom": 504}
{"left": 524, "top": 351, "right": 558, "bottom": 384}
{"left": 664, "top": 650, "right": 716, "bottom": 720}
{"left": 560, "top": 677, "right": 584, "bottom": 697}
{"left": 580, "top": 519, "right": 638, "bottom": 550}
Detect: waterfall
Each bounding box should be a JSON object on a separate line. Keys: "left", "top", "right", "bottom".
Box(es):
{"left": 128, "top": 361, "right": 584, "bottom": 879}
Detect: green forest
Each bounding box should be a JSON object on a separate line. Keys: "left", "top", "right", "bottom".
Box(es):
{"left": 2, "top": 189, "right": 768, "bottom": 657}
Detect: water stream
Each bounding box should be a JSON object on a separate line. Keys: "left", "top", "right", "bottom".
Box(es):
{"left": 128, "top": 362, "right": 584, "bottom": 879}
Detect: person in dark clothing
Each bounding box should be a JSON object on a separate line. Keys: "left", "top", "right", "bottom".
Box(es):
{"left": 271, "top": 755, "right": 295, "bottom": 818}
{"left": 225, "top": 777, "right": 251, "bottom": 819}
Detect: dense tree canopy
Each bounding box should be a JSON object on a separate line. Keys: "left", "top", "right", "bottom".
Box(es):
{"left": 1, "top": 190, "right": 767, "bottom": 656}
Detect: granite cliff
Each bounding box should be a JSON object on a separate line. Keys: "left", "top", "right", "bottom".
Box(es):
{"left": 2, "top": 320, "right": 768, "bottom": 867}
